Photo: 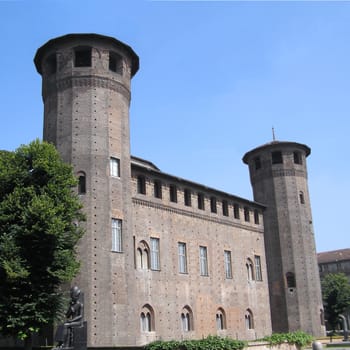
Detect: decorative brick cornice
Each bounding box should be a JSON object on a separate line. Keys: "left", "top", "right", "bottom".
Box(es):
{"left": 43, "top": 75, "right": 131, "bottom": 100}
{"left": 251, "top": 168, "right": 307, "bottom": 183}
{"left": 132, "top": 197, "right": 264, "bottom": 234}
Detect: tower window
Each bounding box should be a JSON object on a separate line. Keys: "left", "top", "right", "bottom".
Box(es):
{"left": 112, "top": 218, "right": 122, "bottom": 252}
{"left": 109, "top": 51, "right": 123, "bottom": 74}
{"left": 110, "top": 157, "right": 120, "bottom": 177}
{"left": 184, "top": 189, "right": 191, "bottom": 206}
{"left": 210, "top": 196, "right": 217, "bottom": 213}
{"left": 78, "top": 173, "right": 86, "bottom": 194}
{"left": 154, "top": 180, "right": 162, "bottom": 199}
{"left": 222, "top": 200, "right": 229, "bottom": 216}
{"left": 286, "top": 272, "right": 296, "bottom": 288}
{"left": 294, "top": 151, "right": 302, "bottom": 165}
{"left": 169, "top": 184, "right": 177, "bottom": 203}
{"left": 198, "top": 193, "right": 205, "bottom": 210}
{"left": 299, "top": 191, "right": 305, "bottom": 204}
{"left": 74, "top": 47, "right": 92, "bottom": 67}
{"left": 46, "top": 53, "right": 57, "bottom": 75}
{"left": 137, "top": 176, "right": 146, "bottom": 195}
{"left": 271, "top": 151, "right": 283, "bottom": 164}
{"left": 254, "top": 156, "right": 261, "bottom": 170}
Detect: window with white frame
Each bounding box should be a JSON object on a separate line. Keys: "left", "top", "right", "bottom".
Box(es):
{"left": 216, "top": 308, "right": 226, "bottom": 330}
{"left": 178, "top": 242, "right": 187, "bottom": 274}
{"left": 150, "top": 237, "right": 160, "bottom": 270}
{"left": 110, "top": 157, "right": 120, "bottom": 177}
{"left": 224, "top": 250, "right": 232, "bottom": 279}
{"left": 254, "top": 255, "right": 262, "bottom": 281}
{"left": 199, "top": 246, "right": 208, "bottom": 276}
{"left": 111, "top": 218, "right": 122, "bottom": 252}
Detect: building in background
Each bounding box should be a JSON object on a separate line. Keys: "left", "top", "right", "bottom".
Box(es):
{"left": 318, "top": 249, "right": 350, "bottom": 281}
{"left": 22, "top": 33, "right": 325, "bottom": 347}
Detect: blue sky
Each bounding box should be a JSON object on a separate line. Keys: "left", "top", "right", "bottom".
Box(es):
{"left": 0, "top": 0, "right": 349, "bottom": 252}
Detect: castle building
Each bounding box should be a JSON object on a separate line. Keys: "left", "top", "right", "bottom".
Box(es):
{"left": 33, "top": 33, "right": 325, "bottom": 348}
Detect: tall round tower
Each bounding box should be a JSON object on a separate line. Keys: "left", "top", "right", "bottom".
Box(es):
{"left": 34, "top": 34, "right": 139, "bottom": 346}
{"left": 243, "top": 141, "right": 325, "bottom": 336}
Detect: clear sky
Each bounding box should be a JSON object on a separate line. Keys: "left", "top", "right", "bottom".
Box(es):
{"left": 0, "top": 0, "right": 349, "bottom": 253}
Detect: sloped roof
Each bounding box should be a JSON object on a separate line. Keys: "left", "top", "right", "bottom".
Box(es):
{"left": 317, "top": 248, "right": 350, "bottom": 264}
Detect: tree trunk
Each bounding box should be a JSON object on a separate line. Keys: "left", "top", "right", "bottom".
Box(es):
{"left": 24, "top": 334, "right": 32, "bottom": 350}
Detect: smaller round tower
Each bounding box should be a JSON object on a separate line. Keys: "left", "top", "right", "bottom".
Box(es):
{"left": 243, "top": 141, "right": 325, "bottom": 336}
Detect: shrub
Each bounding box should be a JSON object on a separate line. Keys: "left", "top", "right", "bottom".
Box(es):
{"left": 261, "top": 331, "right": 314, "bottom": 348}
{"left": 146, "top": 335, "right": 247, "bottom": 350}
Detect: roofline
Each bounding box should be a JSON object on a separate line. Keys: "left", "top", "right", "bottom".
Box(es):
{"left": 131, "top": 155, "right": 265, "bottom": 209}
{"left": 34, "top": 33, "right": 139, "bottom": 77}
{"left": 243, "top": 141, "right": 311, "bottom": 164}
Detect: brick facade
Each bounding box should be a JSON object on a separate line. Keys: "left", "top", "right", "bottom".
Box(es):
{"left": 32, "top": 33, "right": 323, "bottom": 348}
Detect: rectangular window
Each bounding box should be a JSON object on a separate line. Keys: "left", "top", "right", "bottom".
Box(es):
{"left": 109, "top": 51, "right": 123, "bottom": 74}
{"left": 199, "top": 246, "right": 208, "bottom": 276}
{"left": 244, "top": 207, "right": 250, "bottom": 222}
{"left": 112, "top": 218, "right": 122, "bottom": 252}
{"left": 110, "top": 157, "right": 120, "bottom": 177}
{"left": 137, "top": 176, "right": 146, "bottom": 194}
{"left": 154, "top": 180, "right": 162, "bottom": 199}
{"left": 210, "top": 197, "right": 217, "bottom": 213}
{"left": 184, "top": 189, "right": 191, "bottom": 206}
{"left": 75, "top": 47, "right": 92, "bottom": 67}
{"left": 271, "top": 151, "right": 283, "bottom": 164}
{"left": 224, "top": 250, "right": 232, "bottom": 279}
{"left": 254, "top": 255, "right": 262, "bottom": 281}
{"left": 254, "top": 156, "right": 262, "bottom": 170}
{"left": 233, "top": 204, "right": 240, "bottom": 219}
{"left": 198, "top": 193, "right": 205, "bottom": 210}
{"left": 150, "top": 237, "right": 160, "bottom": 270}
{"left": 294, "top": 151, "right": 302, "bottom": 165}
{"left": 178, "top": 242, "right": 187, "bottom": 274}
{"left": 222, "top": 200, "right": 229, "bottom": 216}
{"left": 170, "top": 184, "right": 177, "bottom": 203}
{"left": 254, "top": 209, "right": 259, "bottom": 224}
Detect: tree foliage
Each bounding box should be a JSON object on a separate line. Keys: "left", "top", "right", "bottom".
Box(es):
{"left": 0, "top": 140, "right": 84, "bottom": 345}
{"left": 321, "top": 273, "right": 350, "bottom": 330}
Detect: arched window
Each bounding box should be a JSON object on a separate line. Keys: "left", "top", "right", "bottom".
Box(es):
{"left": 216, "top": 308, "right": 226, "bottom": 330}
{"left": 245, "top": 309, "right": 254, "bottom": 329}
{"left": 181, "top": 306, "right": 193, "bottom": 332}
{"left": 136, "top": 241, "right": 149, "bottom": 269}
{"left": 246, "top": 259, "right": 254, "bottom": 281}
{"left": 140, "top": 304, "right": 154, "bottom": 332}
{"left": 286, "top": 272, "right": 296, "bottom": 288}
{"left": 77, "top": 172, "right": 86, "bottom": 194}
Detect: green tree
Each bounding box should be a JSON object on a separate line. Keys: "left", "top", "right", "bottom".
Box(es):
{"left": 0, "top": 140, "right": 85, "bottom": 350}
{"left": 321, "top": 273, "right": 350, "bottom": 331}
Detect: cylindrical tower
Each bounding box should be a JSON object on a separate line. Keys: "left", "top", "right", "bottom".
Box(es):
{"left": 34, "top": 34, "right": 139, "bottom": 346}
{"left": 243, "top": 141, "right": 325, "bottom": 336}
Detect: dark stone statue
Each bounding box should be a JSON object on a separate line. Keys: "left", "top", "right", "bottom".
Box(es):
{"left": 53, "top": 286, "right": 86, "bottom": 350}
